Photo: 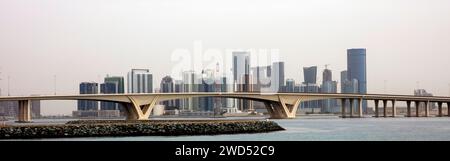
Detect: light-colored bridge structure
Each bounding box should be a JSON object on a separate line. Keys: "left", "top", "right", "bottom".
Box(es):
{"left": 1, "top": 92, "right": 450, "bottom": 122}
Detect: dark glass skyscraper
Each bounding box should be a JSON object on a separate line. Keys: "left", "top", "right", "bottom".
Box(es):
{"left": 323, "top": 68, "right": 332, "bottom": 83}
{"left": 303, "top": 66, "right": 317, "bottom": 84}
{"left": 105, "top": 76, "right": 124, "bottom": 93}
{"left": 100, "top": 82, "right": 117, "bottom": 110}
{"left": 78, "top": 82, "right": 98, "bottom": 111}
{"left": 347, "top": 48, "right": 367, "bottom": 111}
{"left": 160, "top": 76, "right": 174, "bottom": 108}
{"left": 285, "top": 79, "right": 295, "bottom": 92}
{"left": 300, "top": 66, "right": 319, "bottom": 109}
{"left": 100, "top": 76, "right": 125, "bottom": 112}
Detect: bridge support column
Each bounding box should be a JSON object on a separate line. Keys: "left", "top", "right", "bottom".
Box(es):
{"left": 406, "top": 101, "right": 411, "bottom": 117}
{"left": 425, "top": 101, "right": 429, "bottom": 117}
{"left": 17, "top": 100, "right": 32, "bottom": 123}
{"left": 349, "top": 99, "right": 354, "bottom": 118}
{"left": 415, "top": 101, "right": 420, "bottom": 117}
{"left": 438, "top": 102, "right": 443, "bottom": 117}
{"left": 448, "top": 102, "right": 450, "bottom": 117}
{"left": 123, "top": 96, "right": 160, "bottom": 120}
{"left": 341, "top": 99, "right": 346, "bottom": 118}
{"left": 392, "top": 100, "right": 396, "bottom": 117}
{"left": 265, "top": 96, "right": 301, "bottom": 119}
{"left": 374, "top": 100, "right": 379, "bottom": 117}
{"left": 383, "top": 100, "right": 387, "bottom": 117}
{"left": 358, "top": 98, "right": 363, "bottom": 117}
{"left": 264, "top": 102, "right": 283, "bottom": 119}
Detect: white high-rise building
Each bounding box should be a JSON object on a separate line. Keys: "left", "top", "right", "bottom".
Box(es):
{"left": 182, "top": 70, "right": 197, "bottom": 111}
{"left": 232, "top": 51, "right": 253, "bottom": 111}
{"left": 127, "top": 69, "right": 153, "bottom": 93}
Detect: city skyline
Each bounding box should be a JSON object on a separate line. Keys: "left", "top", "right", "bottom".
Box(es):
{"left": 1, "top": 0, "right": 450, "bottom": 115}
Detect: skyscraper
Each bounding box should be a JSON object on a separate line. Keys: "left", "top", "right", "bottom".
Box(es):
{"left": 321, "top": 68, "right": 338, "bottom": 113}
{"left": 303, "top": 66, "right": 317, "bottom": 84}
{"left": 100, "top": 82, "right": 117, "bottom": 110}
{"left": 300, "top": 83, "right": 320, "bottom": 109}
{"left": 219, "top": 76, "right": 229, "bottom": 109}
{"left": 347, "top": 48, "right": 367, "bottom": 112}
{"left": 271, "top": 62, "right": 285, "bottom": 92}
{"left": 105, "top": 76, "right": 125, "bottom": 93}
{"left": 341, "top": 70, "right": 359, "bottom": 112}
{"left": 198, "top": 69, "right": 216, "bottom": 111}
{"left": 323, "top": 68, "right": 332, "bottom": 83}
{"left": 232, "top": 51, "right": 253, "bottom": 111}
{"left": 301, "top": 66, "right": 319, "bottom": 109}
{"left": 252, "top": 65, "right": 271, "bottom": 92}
{"left": 232, "top": 51, "right": 251, "bottom": 84}
{"left": 174, "top": 80, "right": 184, "bottom": 109}
{"left": 160, "top": 76, "right": 174, "bottom": 108}
{"left": 100, "top": 76, "right": 125, "bottom": 112}
{"left": 127, "top": 69, "right": 153, "bottom": 93}
{"left": 182, "top": 70, "right": 198, "bottom": 111}
{"left": 285, "top": 79, "right": 295, "bottom": 92}
{"left": 340, "top": 70, "right": 348, "bottom": 93}
{"left": 78, "top": 82, "right": 99, "bottom": 111}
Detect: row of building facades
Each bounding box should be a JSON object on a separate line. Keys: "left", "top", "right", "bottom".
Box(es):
{"left": 71, "top": 49, "right": 368, "bottom": 117}
{"left": 1, "top": 48, "right": 438, "bottom": 118}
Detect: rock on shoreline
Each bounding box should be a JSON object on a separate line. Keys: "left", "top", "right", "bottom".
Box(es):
{"left": 0, "top": 120, "right": 285, "bottom": 139}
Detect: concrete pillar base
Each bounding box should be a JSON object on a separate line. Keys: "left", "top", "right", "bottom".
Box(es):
{"left": 17, "top": 100, "right": 32, "bottom": 123}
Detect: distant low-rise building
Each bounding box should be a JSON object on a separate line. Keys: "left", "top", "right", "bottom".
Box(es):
{"left": 414, "top": 89, "right": 436, "bottom": 109}
{"left": 0, "top": 99, "right": 40, "bottom": 118}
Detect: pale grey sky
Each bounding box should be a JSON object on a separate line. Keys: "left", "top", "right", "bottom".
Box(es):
{"left": 0, "top": 0, "right": 449, "bottom": 115}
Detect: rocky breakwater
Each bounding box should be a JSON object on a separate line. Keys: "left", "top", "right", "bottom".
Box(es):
{"left": 0, "top": 120, "right": 285, "bottom": 139}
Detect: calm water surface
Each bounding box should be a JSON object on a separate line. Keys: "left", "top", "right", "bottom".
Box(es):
{"left": 26, "top": 116, "right": 450, "bottom": 141}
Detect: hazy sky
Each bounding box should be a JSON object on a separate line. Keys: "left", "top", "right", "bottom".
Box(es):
{"left": 1, "top": 0, "right": 450, "bottom": 115}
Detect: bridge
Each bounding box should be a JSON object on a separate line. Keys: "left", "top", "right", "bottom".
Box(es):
{"left": 1, "top": 92, "right": 450, "bottom": 122}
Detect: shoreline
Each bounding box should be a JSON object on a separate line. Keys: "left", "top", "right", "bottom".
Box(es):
{"left": 0, "top": 120, "right": 284, "bottom": 139}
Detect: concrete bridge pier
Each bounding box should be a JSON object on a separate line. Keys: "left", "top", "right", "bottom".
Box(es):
{"left": 374, "top": 100, "right": 379, "bottom": 117}
{"left": 448, "top": 102, "right": 450, "bottom": 117}
{"left": 358, "top": 98, "right": 363, "bottom": 117}
{"left": 265, "top": 102, "right": 286, "bottom": 119}
{"left": 392, "top": 100, "right": 396, "bottom": 117}
{"left": 415, "top": 101, "right": 420, "bottom": 117}
{"left": 425, "top": 101, "right": 429, "bottom": 117}
{"left": 122, "top": 103, "right": 140, "bottom": 120}
{"left": 17, "top": 100, "right": 32, "bottom": 123}
{"left": 406, "top": 101, "right": 411, "bottom": 117}
{"left": 341, "top": 99, "right": 346, "bottom": 118}
{"left": 349, "top": 98, "right": 354, "bottom": 118}
{"left": 437, "top": 102, "right": 443, "bottom": 117}
{"left": 122, "top": 96, "right": 160, "bottom": 121}
{"left": 264, "top": 97, "right": 300, "bottom": 119}
{"left": 383, "top": 100, "right": 388, "bottom": 117}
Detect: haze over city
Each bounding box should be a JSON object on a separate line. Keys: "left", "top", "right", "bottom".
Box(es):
{"left": 1, "top": 0, "right": 450, "bottom": 115}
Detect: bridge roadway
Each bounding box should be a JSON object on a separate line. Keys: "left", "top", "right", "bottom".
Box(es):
{"left": 1, "top": 92, "right": 450, "bottom": 122}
